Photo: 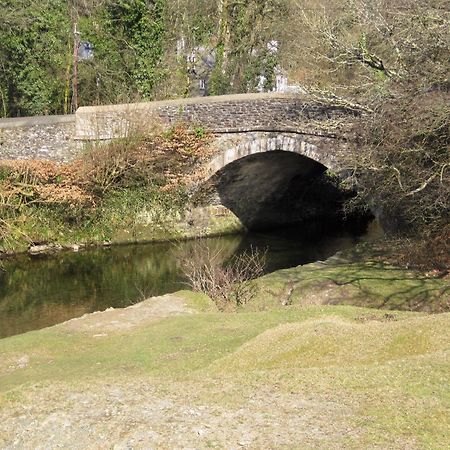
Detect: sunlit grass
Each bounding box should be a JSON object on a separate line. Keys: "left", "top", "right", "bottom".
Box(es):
{"left": 0, "top": 297, "right": 448, "bottom": 448}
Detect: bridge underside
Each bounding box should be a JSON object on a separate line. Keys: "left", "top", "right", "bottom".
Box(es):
{"left": 206, "top": 150, "right": 353, "bottom": 231}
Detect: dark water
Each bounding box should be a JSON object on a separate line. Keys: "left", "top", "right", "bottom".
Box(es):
{"left": 0, "top": 222, "right": 382, "bottom": 338}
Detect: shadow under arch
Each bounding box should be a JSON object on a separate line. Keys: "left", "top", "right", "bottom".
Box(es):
{"left": 206, "top": 150, "right": 353, "bottom": 231}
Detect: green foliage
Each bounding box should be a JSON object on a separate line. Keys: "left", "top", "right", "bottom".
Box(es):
{"left": 216, "top": 0, "right": 285, "bottom": 93}
{"left": 104, "top": 0, "right": 166, "bottom": 99}
{"left": 0, "top": 0, "right": 168, "bottom": 116}
{"left": 209, "top": 43, "right": 230, "bottom": 96}
{"left": 244, "top": 48, "right": 278, "bottom": 92}
{"left": 0, "top": 0, "right": 290, "bottom": 115}
{"left": 0, "top": 0, "right": 70, "bottom": 116}
{"left": 193, "top": 126, "right": 206, "bottom": 139}
{"left": 0, "top": 167, "right": 11, "bottom": 181}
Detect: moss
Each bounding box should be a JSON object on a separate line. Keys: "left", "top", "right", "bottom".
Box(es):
{"left": 251, "top": 256, "right": 450, "bottom": 313}
{"left": 176, "top": 289, "right": 217, "bottom": 312}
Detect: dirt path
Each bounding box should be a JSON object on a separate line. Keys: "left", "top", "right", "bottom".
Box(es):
{"left": 60, "top": 293, "right": 194, "bottom": 336}
{"left": 0, "top": 379, "right": 359, "bottom": 450}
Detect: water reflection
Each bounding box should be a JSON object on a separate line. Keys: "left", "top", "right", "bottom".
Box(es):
{"left": 0, "top": 222, "right": 382, "bottom": 338}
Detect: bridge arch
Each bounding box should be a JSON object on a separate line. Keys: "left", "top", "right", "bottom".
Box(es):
{"left": 202, "top": 133, "right": 348, "bottom": 231}
{"left": 206, "top": 132, "right": 339, "bottom": 177}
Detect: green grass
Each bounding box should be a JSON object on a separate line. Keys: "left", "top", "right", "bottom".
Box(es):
{"left": 252, "top": 257, "right": 449, "bottom": 313}
{"left": 0, "top": 292, "right": 449, "bottom": 447}
{"left": 0, "top": 305, "right": 413, "bottom": 392}
{"left": 178, "top": 289, "right": 218, "bottom": 312}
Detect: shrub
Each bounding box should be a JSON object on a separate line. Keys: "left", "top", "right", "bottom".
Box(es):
{"left": 180, "top": 240, "right": 266, "bottom": 311}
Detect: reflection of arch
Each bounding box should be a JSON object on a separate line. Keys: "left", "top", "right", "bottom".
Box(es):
{"left": 207, "top": 133, "right": 334, "bottom": 176}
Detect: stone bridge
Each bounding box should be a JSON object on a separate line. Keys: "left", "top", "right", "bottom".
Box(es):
{"left": 75, "top": 93, "right": 360, "bottom": 229}
{"left": 0, "top": 93, "right": 361, "bottom": 230}
{"left": 75, "top": 92, "right": 358, "bottom": 174}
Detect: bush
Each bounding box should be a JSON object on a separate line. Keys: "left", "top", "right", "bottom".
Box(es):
{"left": 0, "top": 124, "right": 213, "bottom": 251}
{"left": 180, "top": 241, "right": 266, "bottom": 311}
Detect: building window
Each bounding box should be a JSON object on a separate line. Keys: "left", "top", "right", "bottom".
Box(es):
{"left": 199, "top": 79, "right": 206, "bottom": 90}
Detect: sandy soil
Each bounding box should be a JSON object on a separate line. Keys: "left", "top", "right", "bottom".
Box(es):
{"left": 0, "top": 379, "right": 359, "bottom": 450}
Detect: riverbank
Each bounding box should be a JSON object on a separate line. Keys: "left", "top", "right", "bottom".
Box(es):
{"left": 0, "top": 125, "right": 246, "bottom": 256}
{"left": 1, "top": 289, "right": 449, "bottom": 448}
{"left": 1, "top": 245, "right": 449, "bottom": 448}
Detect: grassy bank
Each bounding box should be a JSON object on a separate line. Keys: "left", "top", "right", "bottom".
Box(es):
{"left": 2, "top": 186, "right": 185, "bottom": 251}
{"left": 0, "top": 125, "right": 243, "bottom": 254}
{"left": 0, "top": 292, "right": 448, "bottom": 448}
{"left": 251, "top": 245, "right": 450, "bottom": 314}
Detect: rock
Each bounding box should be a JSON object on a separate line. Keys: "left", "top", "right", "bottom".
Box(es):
{"left": 28, "top": 243, "right": 63, "bottom": 256}
{"left": 63, "top": 243, "right": 84, "bottom": 252}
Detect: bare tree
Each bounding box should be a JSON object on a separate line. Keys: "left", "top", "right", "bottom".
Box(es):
{"left": 284, "top": 0, "right": 449, "bottom": 270}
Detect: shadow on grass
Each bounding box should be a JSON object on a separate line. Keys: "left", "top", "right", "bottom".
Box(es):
{"left": 257, "top": 257, "right": 450, "bottom": 313}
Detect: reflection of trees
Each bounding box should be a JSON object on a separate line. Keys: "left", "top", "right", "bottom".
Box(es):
{"left": 0, "top": 235, "right": 243, "bottom": 337}
{"left": 0, "top": 227, "right": 371, "bottom": 338}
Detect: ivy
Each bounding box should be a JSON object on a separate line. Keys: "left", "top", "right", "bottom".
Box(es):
{"left": 0, "top": 0, "right": 70, "bottom": 116}
{"left": 105, "top": 0, "right": 166, "bottom": 99}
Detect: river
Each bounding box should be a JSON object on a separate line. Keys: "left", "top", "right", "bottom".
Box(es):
{"left": 0, "top": 221, "right": 382, "bottom": 338}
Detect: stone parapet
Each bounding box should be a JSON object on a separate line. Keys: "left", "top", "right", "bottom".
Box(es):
{"left": 75, "top": 92, "right": 357, "bottom": 142}
{"left": 0, "top": 115, "right": 77, "bottom": 162}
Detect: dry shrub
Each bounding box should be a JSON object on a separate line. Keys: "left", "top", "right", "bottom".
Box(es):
{"left": 0, "top": 123, "right": 214, "bottom": 213}
{"left": 79, "top": 123, "right": 214, "bottom": 193}
{"left": 288, "top": 0, "right": 449, "bottom": 272}
{"left": 135, "top": 123, "right": 215, "bottom": 190}
{"left": 0, "top": 159, "right": 93, "bottom": 209}
{"left": 0, "top": 159, "right": 63, "bottom": 186}
{"left": 180, "top": 241, "right": 266, "bottom": 311}
{"left": 80, "top": 139, "right": 139, "bottom": 194}
{"left": 34, "top": 184, "right": 94, "bottom": 208}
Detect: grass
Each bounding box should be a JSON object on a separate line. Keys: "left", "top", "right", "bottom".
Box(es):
{"left": 0, "top": 305, "right": 412, "bottom": 392}
{"left": 2, "top": 185, "right": 243, "bottom": 253}
{"left": 0, "top": 301, "right": 449, "bottom": 448}
{"left": 251, "top": 255, "right": 450, "bottom": 313}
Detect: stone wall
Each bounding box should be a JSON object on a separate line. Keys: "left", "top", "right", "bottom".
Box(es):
{"left": 75, "top": 92, "right": 358, "bottom": 142}
{"left": 0, "top": 115, "right": 78, "bottom": 162}
{"left": 208, "top": 131, "right": 347, "bottom": 175}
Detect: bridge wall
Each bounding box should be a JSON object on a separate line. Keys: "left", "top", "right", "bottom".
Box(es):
{"left": 0, "top": 115, "right": 77, "bottom": 162}
{"left": 0, "top": 93, "right": 357, "bottom": 165}
{"left": 75, "top": 92, "right": 356, "bottom": 142}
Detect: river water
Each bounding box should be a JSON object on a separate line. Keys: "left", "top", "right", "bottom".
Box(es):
{"left": 0, "top": 222, "right": 382, "bottom": 338}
